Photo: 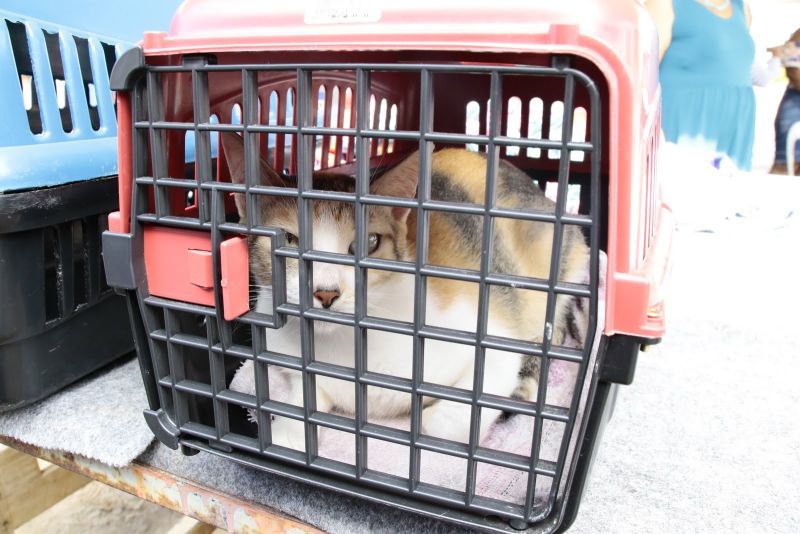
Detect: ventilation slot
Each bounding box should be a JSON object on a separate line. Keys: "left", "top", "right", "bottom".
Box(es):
{"left": 72, "top": 219, "right": 88, "bottom": 309}
{"left": 570, "top": 107, "right": 588, "bottom": 162}
{"left": 73, "top": 36, "right": 100, "bottom": 130}
{"left": 387, "top": 103, "right": 397, "bottom": 153}
{"left": 284, "top": 88, "right": 295, "bottom": 174}
{"left": 261, "top": 91, "right": 276, "bottom": 167}
{"left": 465, "top": 100, "right": 480, "bottom": 152}
{"left": 231, "top": 102, "right": 242, "bottom": 125}
{"left": 547, "top": 101, "right": 563, "bottom": 160}
{"left": 97, "top": 215, "right": 111, "bottom": 294}
{"left": 100, "top": 41, "right": 118, "bottom": 112}
{"left": 6, "top": 20, "right": 42, "bottom": 134}
{"left": 44, "top": 227, "right": 61, "bottom": 321}
{"left": 376, "top": 97, "right": 388, "bottom": 156}
{"left": 100, "top": 41, "right": 116, "bottom": 78}
{"left": 315, "top": 85, "right": 327, "bottom": 170}
{"left": 505, "top": 96, "right": 522, "bottom": 156}
{"left": 368, "top": 93, "right": 377, "bottom": 157}
{"left": 328, "top": 86, "right": 340, "bottom": 167}
{"left": 41, "top": 29, "right": 73, "bottom": 133}
{"left": 527, "top": 98, "right": 544, "bottom": 159}
{"left": 341, "top": 87, "right": 354, "bottom": 164}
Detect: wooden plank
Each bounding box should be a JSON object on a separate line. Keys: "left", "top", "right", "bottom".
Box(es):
{"left": 0, "top": 445, "right": 90, "bottom": 532}
{"left": 1, "top": 445, "right": 47, "bottom": 534}
{"left": 0, "top": 437, "right": 322, "bottom": 534}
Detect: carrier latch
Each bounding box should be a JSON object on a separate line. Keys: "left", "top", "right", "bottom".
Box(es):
{"left": 143, "top": 226, "right": 249, "bottom": 321}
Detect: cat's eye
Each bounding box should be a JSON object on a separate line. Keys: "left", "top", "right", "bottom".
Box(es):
{"left": 285, "top": 232, "right": 298, "bottom": 246}
{"left": 348, "top": 233, "right": 381, "bottom": 256}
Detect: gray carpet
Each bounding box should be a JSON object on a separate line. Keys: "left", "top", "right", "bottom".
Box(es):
{"left": 2, "top": 216, "right": 798, "bottom": 532}
{"left": 572, "top": 218, "right": 800, "bottom": 533}
{"left": 141, "top": 443, "right": 466, "bottom": 534}
{"left": 0, "top": 357, "right": 151, "bottom": 466}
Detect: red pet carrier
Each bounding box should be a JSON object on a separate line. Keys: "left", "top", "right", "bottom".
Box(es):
{"left": 103, "top": 1, "right": 672, "bottom": 531}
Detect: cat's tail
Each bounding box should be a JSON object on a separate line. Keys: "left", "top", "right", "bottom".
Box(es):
{"left": 510, "top": 293, "right": 588, "bottom": 404}
{"left": 511, "top": 357, "right": 541, "bottom": 404}
{"left": 564, "top": 294, "right": 590, "bottom": 348}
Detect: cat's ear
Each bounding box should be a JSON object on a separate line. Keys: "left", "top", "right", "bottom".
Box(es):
{"left": 220, "top": 132, "right": 285, "bottom": 219}
{"left": 371, "top": 150, "right": 420, "bottom": 220}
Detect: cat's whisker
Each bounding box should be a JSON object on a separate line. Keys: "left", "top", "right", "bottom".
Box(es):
{"left": 369, "top": 151, "right": 387, "bottom": 184}
{"left": 250, "top": 283, "right": 273, "bottom": 289}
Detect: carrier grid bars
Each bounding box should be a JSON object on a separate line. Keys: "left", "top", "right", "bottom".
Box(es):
{"left": 129, "top": 60, "right": 602, "bottom": 532}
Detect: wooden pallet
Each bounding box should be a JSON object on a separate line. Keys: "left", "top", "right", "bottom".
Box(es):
{"left": 0, "top": 445, "right": 219, "bottom": 534}
{"left": 0, "top": 444, "right": 91, "bottom": 533}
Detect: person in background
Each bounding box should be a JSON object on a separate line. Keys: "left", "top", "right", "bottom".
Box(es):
{"left": 768, "top": 29, "right": 800, "bottom": 175}
{"left": 646, "top": 0, "right": 756, "bottom": 171}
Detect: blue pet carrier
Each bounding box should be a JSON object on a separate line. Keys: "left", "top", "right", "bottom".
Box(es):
{"left": 0, "top": 4, "right": 180, "bottom": 411}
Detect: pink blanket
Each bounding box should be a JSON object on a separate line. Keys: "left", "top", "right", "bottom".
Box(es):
{"left": 231, "top": 254, "right": 606, "bottom": 507}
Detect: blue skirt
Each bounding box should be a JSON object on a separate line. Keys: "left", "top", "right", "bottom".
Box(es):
{"left": 661, "top": 84, "right": 755, "bottom": 171}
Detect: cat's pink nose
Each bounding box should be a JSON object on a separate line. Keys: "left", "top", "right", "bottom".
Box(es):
{"left": 313, "top": 288, "right": 341, "bottom": 309}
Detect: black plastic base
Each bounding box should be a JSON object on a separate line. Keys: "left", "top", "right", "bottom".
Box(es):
{"left": 0, "top": 295, "right": 133, "bottom": 411}
{"left": 509, "top": 518, "right": 530, "bottom": 530}
{"left": 555, "top": 380, "right": 617, "bottom": 532}
{"left": 555, "top": 335, "right": 636, "bottom": 531}
{"left": 144, "top": 409, "right": 181, "bottom": 449}
{"left": 0, "top": 176, "right": 134, "bottom": 412}
{"left": 598, "top": 334, "right": 656, "bottom": 385}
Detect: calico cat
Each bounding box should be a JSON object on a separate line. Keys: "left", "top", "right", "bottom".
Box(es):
{"left": 220, "top": 132, "right": 589, "bottom": 450}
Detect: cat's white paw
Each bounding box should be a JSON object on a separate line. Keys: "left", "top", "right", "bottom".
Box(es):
{"left": 421, "top": 403, "right": 472, "bottom": 443}
{"left": 269, "top": 416, "right": 307, "bottom": 452}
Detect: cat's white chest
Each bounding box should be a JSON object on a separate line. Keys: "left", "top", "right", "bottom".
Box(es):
{"left": 257, "top": 279, "right": 478, "bottom": 417}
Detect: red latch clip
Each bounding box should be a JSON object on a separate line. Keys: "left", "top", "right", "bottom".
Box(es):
{"left": 187, "top": 249, "right": 214, "bottom": 288}
{"left": 220, "top": 237, "right": 249, "bottom": 321}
